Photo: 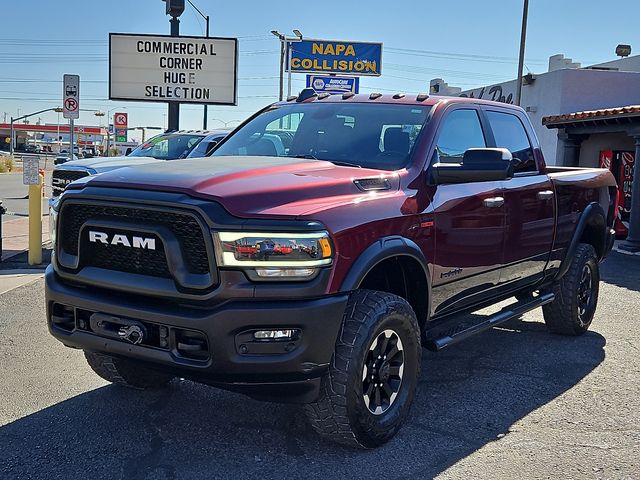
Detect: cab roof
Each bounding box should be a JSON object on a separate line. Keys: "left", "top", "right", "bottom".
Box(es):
{"left": 273, "top": 90, "right": 523, "bottom": 110}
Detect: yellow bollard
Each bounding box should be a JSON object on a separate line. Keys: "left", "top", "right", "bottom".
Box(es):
{"left": 28, "top": 174, "right": 43, "bottom": 265}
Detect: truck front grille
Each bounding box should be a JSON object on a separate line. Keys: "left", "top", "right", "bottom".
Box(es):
{"left": 59, "top": 203, "right": 211, "bottom": 276}
{"left": 51, "top": 170, "right": 90, "bottom": 196}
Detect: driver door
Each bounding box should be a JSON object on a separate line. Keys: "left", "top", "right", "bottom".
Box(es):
{"left": 430, "top": 108, "right": 507, "bottom": 316}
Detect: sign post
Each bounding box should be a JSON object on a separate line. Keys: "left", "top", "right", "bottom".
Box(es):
{"left": 23, "top": 156, "right": 42, "bottom": 265}
{"left": 63, "top": 74, "right": 80, "bottom": 157}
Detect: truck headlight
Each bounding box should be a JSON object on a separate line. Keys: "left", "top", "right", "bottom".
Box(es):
{"left": 49, "top": 205, "right": 58, "bottom": 247}
{"left": 213, "top": 231, "right": 333, "bottom": 279}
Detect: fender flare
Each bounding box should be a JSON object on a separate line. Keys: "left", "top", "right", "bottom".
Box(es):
{"left": 556, "top": 202, "right": 606, "bottom": 281}
{"left": 339, "top": 236, "right": 432, "bottom": 309}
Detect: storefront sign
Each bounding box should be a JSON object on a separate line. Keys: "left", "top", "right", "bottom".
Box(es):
{"left": 288, "top": 39, "right": 382, "bottom": 76}
{"left": 109, "top": 33, "right": 238, "bottom": 105}
{"left": 114, "top": 112, "right": 128, "bottom": 142}
{"left": 306, "top": 75, "right": 359, "bottom": 94}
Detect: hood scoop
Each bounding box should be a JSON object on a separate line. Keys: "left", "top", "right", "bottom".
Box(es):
{"left": 353, "top": 177, "right": 392, "bottom": 192}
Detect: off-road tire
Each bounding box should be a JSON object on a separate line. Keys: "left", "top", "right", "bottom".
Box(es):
{"left": 304, "top": 290, "right": 421, "bottom": 448}
{"left": 542, "top": 243, "right": 600, "bottom": 335}
{"left": 84, "top": 351, "right": 174, "bottom": 389}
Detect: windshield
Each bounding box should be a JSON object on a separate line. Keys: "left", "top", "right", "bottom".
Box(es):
{"left": 127, "top": 133, "right": 204, "bottom": 160}
{"left": 212, "top": 103, "right": 431, "bottom": 170}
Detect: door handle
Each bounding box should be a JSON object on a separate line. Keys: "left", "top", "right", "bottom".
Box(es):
{"left": 483, "top": 196, "right": 505, "bottom": 208}
{"left": 537, "top": 190, "right": 554, "bottom": 200}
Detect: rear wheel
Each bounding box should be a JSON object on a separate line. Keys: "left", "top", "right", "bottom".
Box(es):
{"left": 84, "top": 351, "right": 174, "bottom": 389}
{"left": 542, "top": 243, "right": 600, "bottom": 335}
{"left": 304, "top": 290, "right": 421, "bottom": 448}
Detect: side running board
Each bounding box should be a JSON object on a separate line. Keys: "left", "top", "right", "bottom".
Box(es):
{"left": 425, "top": 292, "right": 555, "bottom": 352}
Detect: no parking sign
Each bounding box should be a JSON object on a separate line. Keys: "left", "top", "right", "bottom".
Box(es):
{"left": 63, "top": 74, "right": 80, "bottom": 120}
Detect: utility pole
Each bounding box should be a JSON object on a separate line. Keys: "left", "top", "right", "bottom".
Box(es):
{"left": 515, "top": 0, "right": 529, "bottom": 106}
{"left": 165, "top": 0, "right": 185, "bottom": 131}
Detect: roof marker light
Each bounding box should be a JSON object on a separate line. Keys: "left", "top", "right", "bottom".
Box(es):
{"left": 342, "top": 92, "right": 355, "bottom": 100}
{"left": 369, "top": 92, "right": 382, "bottom": 100}
{"left": 297, "top": 88, "right": 318, "bottom": 102}
{"left": 416, "top": 93, "right": 429, "bottom": 101}
{"left": 318, "top": 92, "right": 331, "bottom": 99}
{"left": 286, "top": 95, "right": 297, "bottom": 101}
{"left": 393, "top": 93, "right": 406, "bottom": 99}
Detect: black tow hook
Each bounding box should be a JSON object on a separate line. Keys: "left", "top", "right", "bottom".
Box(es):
{"left": 90, "top": 313, "right": 147, "bottom": 345}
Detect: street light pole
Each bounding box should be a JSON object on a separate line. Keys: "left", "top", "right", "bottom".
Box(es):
{"left": 187, "top": 0, "right": 211, "bottom": 130}
{"left": 515, "top": 0, "right": 529, "bottom": 106}
{"left": 272, "top": 30, "right": 303, "bottom": 100}
{"left": 271, "top": 31, "right": 285, "bottom": 101}
{"left": 9, "top": 107, "right": 63, "bottom": 155}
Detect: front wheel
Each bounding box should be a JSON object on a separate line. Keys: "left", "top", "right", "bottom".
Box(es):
{"left": 304, "top": 290, "right": 421, "bottom": 448}
{"left": 543, "top": 243, "right": 600, "bottom": 335}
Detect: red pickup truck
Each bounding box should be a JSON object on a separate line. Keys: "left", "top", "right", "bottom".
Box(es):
{"left": 46, "top": 91, "right": 616, "bottom": 448}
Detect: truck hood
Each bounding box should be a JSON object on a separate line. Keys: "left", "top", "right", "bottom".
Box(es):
{"left": 82, "top": 156, "right": 401, "bottom": 218}
{"left": 57, "top": 155, "right": 161, "bottom": 173}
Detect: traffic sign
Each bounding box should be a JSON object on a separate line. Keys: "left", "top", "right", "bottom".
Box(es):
{"left": 63, "top": 74, "right": 80, "bottom": 120}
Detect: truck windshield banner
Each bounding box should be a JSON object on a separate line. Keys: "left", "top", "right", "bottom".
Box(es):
{"left": 287, "top": 40, "right": 382, "bottom": 76}
{"left": 109, "top": 33, "right": 238, "bottom": 105}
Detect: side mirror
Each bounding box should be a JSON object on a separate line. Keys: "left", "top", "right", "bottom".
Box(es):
{"left": 429, "top": 148, "right": 514, "bottom": 185}
{"left": 205, "top": 141, "right": 219, "bottom": 156}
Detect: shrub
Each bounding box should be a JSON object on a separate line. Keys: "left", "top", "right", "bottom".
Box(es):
{"left": 3, "top": 156, "right": 15, "bottom": 172}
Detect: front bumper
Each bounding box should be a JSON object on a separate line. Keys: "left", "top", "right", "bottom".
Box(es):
{"left": 45, "top": 266, "right": 348, "bottom": 403}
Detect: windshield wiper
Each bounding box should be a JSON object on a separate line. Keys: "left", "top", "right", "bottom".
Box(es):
{"left": 289, "top": 155, "right": 362, "bottom": 168}
{"left": 327, "top": 160, "right": 362, "bottom": 168}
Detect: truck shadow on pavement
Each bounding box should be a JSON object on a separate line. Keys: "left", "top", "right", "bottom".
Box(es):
{"left": 0, "top": 317, "right": 605, "bottom": 480}
{"left": 599, "top": 250, "right": 640, "bottom": 293}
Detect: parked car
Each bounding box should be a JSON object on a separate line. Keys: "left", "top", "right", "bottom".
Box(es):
{"left": 54, "top": 153, "right": 78, "bottom": 165}
{"left": 50, "top": 130, "right": 230, "bottom": 200}
{"left": 186, "top": 130, "right": 230, "bottom": 158}
{"left": 46, "top": 92, "right": 616, "bottom": 448}
{"left": 24, "top": 144, "right": 41, "bottom": 154}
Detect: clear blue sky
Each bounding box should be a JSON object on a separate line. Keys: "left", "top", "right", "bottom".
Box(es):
{"left": 1, "top": 0, "right": 638, "bottom": 134}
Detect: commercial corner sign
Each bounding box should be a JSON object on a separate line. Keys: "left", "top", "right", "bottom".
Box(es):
{"left": 287, "top": 39, "right": 382, "bottom": 76}
{"left": 114, "top": 112, "right": 128, "bottom": 142}
{"left": 63, "top": 74, "right": 80, "bottom": 120}
{"left": 306, "top": 75, "right": 359, "bottom": 94}
{"left": 109, "top": 33, "right": 238, "bottom": 105}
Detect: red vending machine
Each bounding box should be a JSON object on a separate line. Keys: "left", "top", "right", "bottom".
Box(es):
{"left": 599, "top": 150, "right": 635, "bottom": 237}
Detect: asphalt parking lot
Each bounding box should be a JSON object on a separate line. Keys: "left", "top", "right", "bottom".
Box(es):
{"left": 1, "top": 252, "right": 638, "bottom": 480}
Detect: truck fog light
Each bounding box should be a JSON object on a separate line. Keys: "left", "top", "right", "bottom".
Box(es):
{"left": 254, "top": 329, "right": 298, "bottom": 340}
{"left": 255, "top": 267, "right": 316, "bottom": 278}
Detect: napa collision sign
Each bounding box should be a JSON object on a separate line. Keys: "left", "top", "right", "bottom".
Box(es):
{"left": 109, "top": 33, "right": 238, "bottom": 105}
{"left": 287, "top": 39, "right": 382, "bottom": 76}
